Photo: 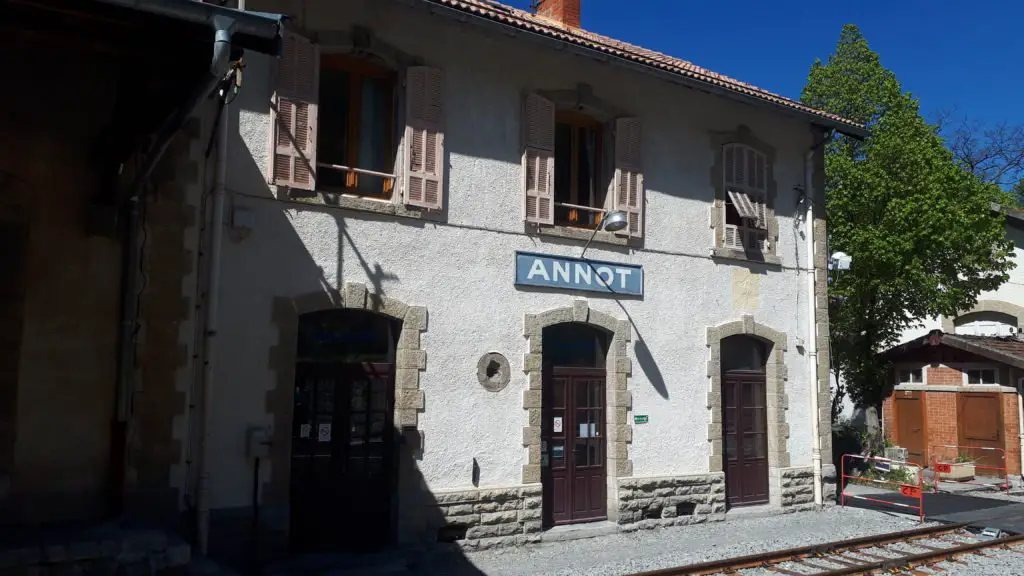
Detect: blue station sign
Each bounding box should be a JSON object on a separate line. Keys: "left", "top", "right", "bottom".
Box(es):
{"left": 514, "top": 251, "right": 644, "bottom": 296}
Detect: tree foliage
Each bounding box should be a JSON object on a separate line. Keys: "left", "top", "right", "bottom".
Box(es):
{"left": 801, "top": 25, "right": 1016, "bottom": 416}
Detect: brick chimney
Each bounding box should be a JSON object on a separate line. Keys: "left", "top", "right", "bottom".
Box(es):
{"left": 535, "top": 0, "right": 581, "bottom": 29}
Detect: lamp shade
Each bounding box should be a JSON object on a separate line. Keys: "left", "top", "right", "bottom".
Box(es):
{"left": 602, "top": 210, "right": 629, "bottom": 233}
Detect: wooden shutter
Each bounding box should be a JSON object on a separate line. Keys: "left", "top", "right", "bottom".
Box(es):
{"left": 270, "top": 31, "right": 319, "bottom": 191}
{"left": 403, "top": 66, "right": 444, "bottom": 210}
{"left": 522, "top": 93, "right": 555, "bottom": 225}
{"left": 613, "top": 117, "right": 643, "bottom": 237}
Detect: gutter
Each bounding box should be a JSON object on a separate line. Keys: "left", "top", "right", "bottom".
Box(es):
{"left": 102, "top": 0, "right": 284, "bottom": 554}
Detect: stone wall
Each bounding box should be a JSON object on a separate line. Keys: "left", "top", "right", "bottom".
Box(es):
{"left": 778, "top": 467, "right": 815, "bottom": 510}
{"left": 430, "top": 485, "right": 543, "bottom": 550}
{"left": 615, "top": 474, "right": 726, "bottom": 530}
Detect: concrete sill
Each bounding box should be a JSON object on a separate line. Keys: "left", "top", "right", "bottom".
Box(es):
{"left": 528, "top": 224, "right": 637, "bottom": 247}
{"left": 711, "top": 247, "right": 782, "bottom": 266}
{"left": 275, "top": 187, "right": 442, "bottom": 221}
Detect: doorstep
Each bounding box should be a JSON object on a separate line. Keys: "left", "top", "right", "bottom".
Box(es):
{"left": 725, "top": 503, "right": 780, "bottom": 520}
{"left": 539, "top": 520, "right": 620, "bottom": 543}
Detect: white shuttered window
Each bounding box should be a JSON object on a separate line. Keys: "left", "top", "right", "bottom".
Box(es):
{"left": 722, "top": 143, "right": 768, "bottom": 251}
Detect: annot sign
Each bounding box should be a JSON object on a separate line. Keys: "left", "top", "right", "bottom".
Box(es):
{"left": 514, "top": 251, "right": 644, "bottom": 296}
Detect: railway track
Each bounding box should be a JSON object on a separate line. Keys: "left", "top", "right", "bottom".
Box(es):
{"left": 627, "top": 522, "right": 1024, "bottom": 575}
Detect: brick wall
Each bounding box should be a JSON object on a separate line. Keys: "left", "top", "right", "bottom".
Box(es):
{"left": 1002, "top": 393, "right": 1021, "bottom": 475}
{"left": 882, "top": 397, "right": 895, "bottom": 441}
{"left": 925, "top": 392, "right": 958, "bottom": 458}
{"left": 926, "top": 366, "right": 962, "bottom": 386}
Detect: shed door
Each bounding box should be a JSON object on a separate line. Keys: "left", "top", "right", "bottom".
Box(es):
{"left": 957, "top": 392, "right": 1004, "bottom": 471}
{"left": 895, "top": 391, "right": 926, "bottom": 466}
{"left": 722, "top": 371, "right": 769, "bottom": 506}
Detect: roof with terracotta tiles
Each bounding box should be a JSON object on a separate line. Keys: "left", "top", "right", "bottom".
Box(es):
{"left": 422, "top": 0, "right": 868, "bottom": 137}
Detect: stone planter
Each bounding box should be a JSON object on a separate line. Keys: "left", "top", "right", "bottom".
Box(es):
{"left": 939, "top": 462, "right": 975, "bottom": 481}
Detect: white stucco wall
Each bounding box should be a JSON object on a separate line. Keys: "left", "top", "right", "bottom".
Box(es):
{"left": 204, "top": 0, "right": 824, "bottom": 510}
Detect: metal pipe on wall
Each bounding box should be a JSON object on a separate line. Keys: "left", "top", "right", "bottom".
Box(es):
{"left": 805, "top": 148, "right": 823, "bottom": 508}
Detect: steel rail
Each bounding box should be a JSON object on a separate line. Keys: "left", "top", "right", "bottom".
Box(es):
{"left": 627, "top": 523, "right": 974, "bottom": 576}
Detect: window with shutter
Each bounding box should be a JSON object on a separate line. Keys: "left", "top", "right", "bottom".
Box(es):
{"left": 523, "top": 93, "right": 555, "bottom": 225}
{"left": 317, "top": 54, "right": 397, "bottom": 198}
{"left": 403, "top": 66, "right": 445, "bottom": 210}
{"left": 271, "top": 32, "right": 320, "bottom": 191}
{"left": 722, "top": 143, "right": 768, "bottom": 251}
{"left": 613, "top": 117, "right": 643, "bottom": 237}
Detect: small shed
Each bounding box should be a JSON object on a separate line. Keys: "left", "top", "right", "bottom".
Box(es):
{"left": 879, "top": 330, "right": 1023, "bottom": 478}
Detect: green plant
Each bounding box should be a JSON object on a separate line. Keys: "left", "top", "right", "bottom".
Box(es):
{"left": 955, "top": 452, "right": 974, "bottom": 464}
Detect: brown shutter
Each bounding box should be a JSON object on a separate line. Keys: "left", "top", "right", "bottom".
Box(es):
{"left": 270, "top": 31, "right": 319, "bottom": 191}
{"left": 403, "top": 66, "right": 444, "bottom": 210}
{"left": 614, "top": 117, "right": 643, "bottom": 237}
{"left": 522, "top": 93, "right": 555, "bottom": 225}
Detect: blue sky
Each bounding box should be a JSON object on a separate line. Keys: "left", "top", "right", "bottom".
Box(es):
{"left": 504, "top": 0, "right": 1024, "bottom": 127}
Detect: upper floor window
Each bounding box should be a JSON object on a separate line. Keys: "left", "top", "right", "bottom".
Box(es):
{"left": 269, "top": 32, "right": 445, "bottom": 211}
{"left": 722, "top": 143, "right": 768, "bottom": 251}
{"left": 897, "top": 368, "right": 923, "bottom": 384}
{"left": 522, "top": 92, "right": 643, "bottom": 237}
{"left": 318, "top": 54, "right": 396, "bottom": 198}
{"left": 966, "top": 368, "right": 997, "bottom": 385}
{"left": 553, "top": 111, "right": 605, "bottom": 229}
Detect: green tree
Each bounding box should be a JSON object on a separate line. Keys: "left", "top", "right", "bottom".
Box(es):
{"left": 802, "top": 25, "right": 1016, "bottom": 422}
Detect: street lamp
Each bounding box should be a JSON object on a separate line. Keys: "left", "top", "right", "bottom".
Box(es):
{"left": 580, "top": 210, "right": 629, "bottom": 259}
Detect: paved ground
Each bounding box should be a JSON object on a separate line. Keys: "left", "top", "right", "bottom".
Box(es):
{"left": 288, "top": 507, "right": 934, "bottom": 575}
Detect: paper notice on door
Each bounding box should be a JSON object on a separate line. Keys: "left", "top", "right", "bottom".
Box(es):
{"left": 300, "top": 423, "right": 311, "bottom": 438}
{"left": 317, "top": 423, "right": 332, "bottom": 442}
{"left": 579, "top": 423, "right": 589, "bottom": 438}
{"left": 553, "top": 417, "right": 563, "bottom": 433}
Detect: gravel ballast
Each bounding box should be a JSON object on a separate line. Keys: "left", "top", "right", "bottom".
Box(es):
{"left": 460, "top": 507, "right": 936, "bottom": 576}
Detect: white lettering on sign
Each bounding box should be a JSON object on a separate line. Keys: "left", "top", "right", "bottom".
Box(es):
{"left": 527, "top": 259, "right": 550, "bottom": 281}
{"left": 574, "top": 263, "right": 591, "bottom": 285}
{"left": 526, "top": 259, "right": 635, "bottom": 291}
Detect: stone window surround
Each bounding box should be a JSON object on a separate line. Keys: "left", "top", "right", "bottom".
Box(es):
{"left": 266, "top": 282, "right": 427, "bottom": 511}
{"left": 708, "top": 125, "right": 781, "bottom": 266}
{"left": 940, "top": 300, "right": 1024, "bottom": 333}
{"left": 706, "top": 315, "right": 790, "bottom": 507}
{"left": 521, "top": 300, "right": 633, "bottom": 522}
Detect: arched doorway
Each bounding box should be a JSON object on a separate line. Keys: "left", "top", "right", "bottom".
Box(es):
{"left": 721, "top": 335, "right": 770, "bottom": 507}
{"left": 541, "top": 322, "right": 610, "bottom": 527}
{"left": 289, "top": 309, "right": 401, "bottom": 553}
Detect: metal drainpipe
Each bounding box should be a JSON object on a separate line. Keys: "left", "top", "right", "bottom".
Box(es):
{"left": 196, "top": 24, "right": 234, "bottom": 556}
{"left": 805, "top": 130, "right": 834, "bottom": 508}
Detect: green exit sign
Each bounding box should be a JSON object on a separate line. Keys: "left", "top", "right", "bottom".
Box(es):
{"left": 634, "top": 415, "right": 649, "bottom": 424}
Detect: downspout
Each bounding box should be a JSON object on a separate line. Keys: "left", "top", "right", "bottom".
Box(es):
{"left": 1017, "top": 378, "right": 1023, "bottom": 485}
{"left": 113, "top": 18, "right": 237, "bottom": 513}
{"left": 196, "top": 21, "right": 236, "bottom": 556}
{"left": 805, "top": 129, "right": 834, "bottom": 508}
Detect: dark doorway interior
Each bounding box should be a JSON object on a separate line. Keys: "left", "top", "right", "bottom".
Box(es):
{"left": 721, "top": 335, "right": 770, "bottom": 507}
{"left": 541, "top": 322, "right": 609, "bottom": 527}
{"left": 290, "top": 309, "right": 401, "bottom": 554}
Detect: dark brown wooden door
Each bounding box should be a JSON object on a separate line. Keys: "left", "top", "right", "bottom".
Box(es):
{"left": 895, "top": 391, "right": 926, "bottom": 466}
{"left": 957, "top": 392, "right": 1004, "bottom": 471}
{"left": 290, "top": 362, "right": 396, "bottom": 553}
{"left": 722, "top": 371, "right": 769, "bottom": 506}
{"left": 542, "top": 367, "right": 607, "bottom": 526}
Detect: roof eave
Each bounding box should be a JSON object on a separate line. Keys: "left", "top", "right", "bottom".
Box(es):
{"left": 418, "top": 0, "right": 869, "bottom": 139}
{"left": 991, "top": 202, "right": 1024, "bottom": 232}
{"left": 878, "top": 332, "right": 1024, "bottom": 371}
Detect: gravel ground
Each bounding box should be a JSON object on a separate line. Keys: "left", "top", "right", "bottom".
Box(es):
{"left": 457, "top": 507, "right": 934, "bottom": 576}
